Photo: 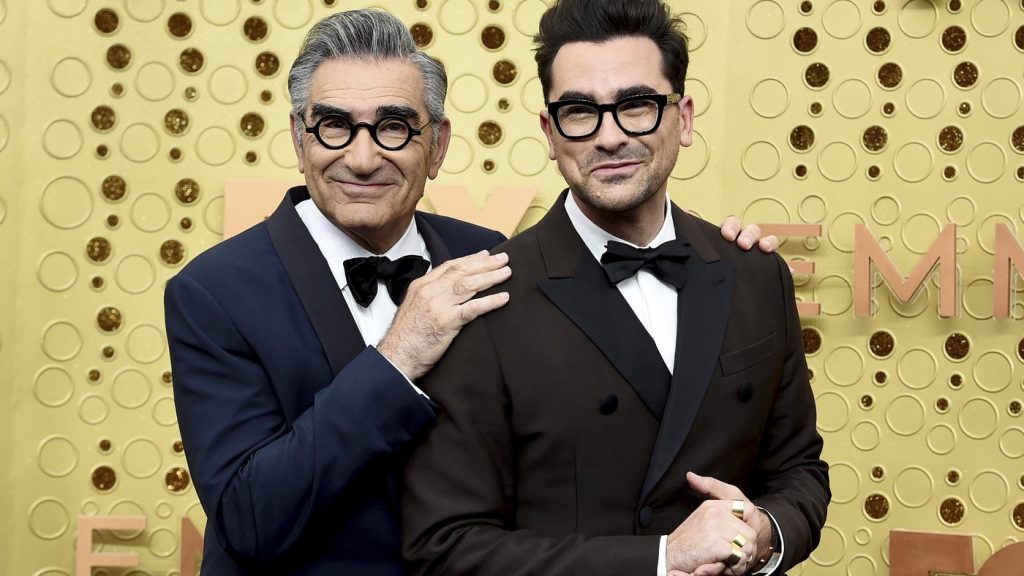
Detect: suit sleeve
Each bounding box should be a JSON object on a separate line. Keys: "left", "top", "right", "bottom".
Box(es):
{"left": 749, "top": 255, "right": 831, "bottom": 573}
{"left": 402, "top": 316, "right": 659, "bottom": 576}
{"left": 165, "top": 272, "right": 436, "bottom": 564}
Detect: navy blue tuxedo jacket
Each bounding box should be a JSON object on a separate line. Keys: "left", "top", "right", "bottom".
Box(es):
{"left": 165, "top": 186, "right": 505, "bottom": 575}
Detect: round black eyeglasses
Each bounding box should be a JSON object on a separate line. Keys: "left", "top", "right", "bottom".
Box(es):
{"left": 547, "top": 93, "right": 682, "bottom": 140}
{"left": 303, "top": 115, "right": 432, "bottom": 151}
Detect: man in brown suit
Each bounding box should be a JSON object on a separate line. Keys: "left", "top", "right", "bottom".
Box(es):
{"left": 402, "top": 1, "right": 829, "bottom": 574}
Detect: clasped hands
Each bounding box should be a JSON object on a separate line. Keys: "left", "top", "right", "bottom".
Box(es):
{"left": 665, "top": 472, "right": 773, "bottom": 576}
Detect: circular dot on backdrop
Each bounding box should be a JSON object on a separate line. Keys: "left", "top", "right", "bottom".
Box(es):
{"left": 123, "top": 438, "right": 162, "bottom": 478}
{"left": 834, "top": 79, "right": 872, "bottom": 119}
{"left": 135, "top": 62, "right": 175, "bottom": 102}
{"left": 899, "top": 0, "right": 938, "bottom": 38}
{"left": 750, "top": 78, "right": 789, "bottom": 118}
{"left": 741, "top": 141, "right": 781, "bottom": 181}
{"left": 34, "top": 366, "right": 74, "bottom": 407}
{"left": 823, "top": 0, "right": 861, "bottom": 39}
{"left": 50, "top": 58, "right": 90, "bottom": 97}
{"left": 746, "top": 1, "right": 786, "bottom": 40}
{"left": 959, "top": 397, "right": 999, "bottom": 439}
{"left": 152, "top": 396, "right": 178, "bottom": 427}
{"left": 37, "top": 435, "right": 79, "bottom": 477}
{"left": 28, "top": 498, "right": 70, "bottom": 540}
{"left": 120, "top": 123, "right": 161, "bottom": 163}
{"left": 196, "top": 127, "right": 236, "bottom": 165}
{"left": 200, "top": 0, "right": 240, "bottom": 26}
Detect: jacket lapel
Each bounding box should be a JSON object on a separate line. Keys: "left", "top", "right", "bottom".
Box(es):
{"left": 415, "top": 212, "right": 453, "bottom": 268}
{"left": 536, "top": 194, "right": 672, "bottom": 419}
{"left": 640, "top": 207, "right": 734, "bottom": 501}
{"left": 266, "top": 186, "right": 366, "bottom": 375}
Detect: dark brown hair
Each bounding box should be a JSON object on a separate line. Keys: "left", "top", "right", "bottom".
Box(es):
{"left": 533, "top": 0, "right": 689, "bottom": 102}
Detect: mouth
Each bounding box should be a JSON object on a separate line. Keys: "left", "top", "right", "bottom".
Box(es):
{"left": 590, "top": 160, "right": 642, "bottom": 177}
{"left": 332, "top": 180, "right": 393, "bottom": 195}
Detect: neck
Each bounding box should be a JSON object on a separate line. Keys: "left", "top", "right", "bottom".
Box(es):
{"left": 573, "top": 191, "right": 668, "bottom": 246}
{"left": 340, "top": 217, "right": 413, "bottom": 255}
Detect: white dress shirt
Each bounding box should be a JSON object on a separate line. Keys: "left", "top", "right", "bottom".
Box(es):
{"left": 564, "top": 192, "right": 783, "bottom": 576}
{"left": 295, "top": 199, "right": 430, "bottom": 391}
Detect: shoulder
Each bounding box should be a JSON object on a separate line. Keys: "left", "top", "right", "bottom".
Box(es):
{"left": 168, "top": 222, "right": 280, "bottom": 290}
{"left": 678, "top": 211, "right": 787, "bottom": 279}
{"left": 418, "top": 211, "right": 506, "bottom": 253}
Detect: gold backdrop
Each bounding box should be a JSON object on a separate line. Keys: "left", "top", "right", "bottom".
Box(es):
{"left": 1, "top": 0, "right": 1023, "bottom": 574}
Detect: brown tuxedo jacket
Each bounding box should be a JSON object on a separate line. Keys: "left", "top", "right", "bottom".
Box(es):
{"left": 403, "top": 194, "right": 829, "bottom": 575}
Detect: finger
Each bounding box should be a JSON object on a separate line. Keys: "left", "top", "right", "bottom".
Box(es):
{"left": 757, "top": 234, "right": 779, "bottom": 254}
{"left": 719, "top": 216, "right": 741, "bottom": 241}
{"left": 735, "top": 223, "right": 761, "bottom": 251}
{"left": 439, "top": 251, "right": 508, "bottom": 277}
{"left": 448, "top": 266, "right": 512, "bottom": 300}
{"left": 686, "top": 471, "right": 744, "bottom": 501}
{"left": 694, "top": 561, "right": 727, "bottom": 576}
{"left": 454, "top": 292, "right": 510, "bottom": 325}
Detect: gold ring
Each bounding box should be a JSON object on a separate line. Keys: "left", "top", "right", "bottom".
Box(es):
{"left": 731, "top": 499, "right": 745, "bottom": 519}
{"left": 732, "top": 533, "right": 747, "bottom": 548}
{"left": 724, "top": 544, "right": 744, "bottom": 567}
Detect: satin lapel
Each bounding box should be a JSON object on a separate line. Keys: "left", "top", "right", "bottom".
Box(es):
{"left": 535, "top": 195, "right": 671, "bottom": 419}
{"left": 640, "top": 209, "right": 735, "bottom": 501}
{"left": 414, "top": 212, "right": 453, "bottom": 268}
{"left": 266, "top": 187, "right": 366, "bottom": 376}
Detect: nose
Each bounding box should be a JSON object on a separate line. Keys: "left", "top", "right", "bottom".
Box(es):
{"left": 343, "top": 127, "right": 384, "bottom": 175}
{"left": 593, "top": 109, "right": 629, "bottom": 152}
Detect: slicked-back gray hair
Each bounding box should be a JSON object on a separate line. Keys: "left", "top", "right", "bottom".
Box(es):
{"left": 287, "top": 9, "right": 447, "bottom": 147}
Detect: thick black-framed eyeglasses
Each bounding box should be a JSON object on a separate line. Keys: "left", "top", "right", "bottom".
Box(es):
{"left": 303, "top": 115, "right": 432, "bottom": 151}
{"left": 547, "top": 93, "right": 682, "bottom": 140}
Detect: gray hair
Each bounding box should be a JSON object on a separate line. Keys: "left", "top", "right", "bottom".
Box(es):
{"left": 287, "top": 9, "right": 447, "bottom": 147}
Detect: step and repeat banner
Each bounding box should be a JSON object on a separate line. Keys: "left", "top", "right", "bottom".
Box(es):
{"left": 0, "top": 0, "right": 1022, "bottom": 574}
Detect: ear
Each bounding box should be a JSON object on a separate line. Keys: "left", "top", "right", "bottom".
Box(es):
{"left": 677, "top": 95, "right": 695, "bottom": 148}
{"left": 427, "top": 118, "right": 452, "bottom": 180}
{"left": 289, "top": 113, "right": 306, "bottom": 174}
{"left": 539, "top": 110, "right": 557, "bottom": 161}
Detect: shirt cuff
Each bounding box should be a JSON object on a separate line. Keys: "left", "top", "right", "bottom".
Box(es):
{"left": 753, "top": 506, "right": 784, "bottom": 575}
{"left": 657, "top": 535, "right": 667, "bottom": 576}
{"left": 375, "top": 346, "right": 431, "bottom": 399}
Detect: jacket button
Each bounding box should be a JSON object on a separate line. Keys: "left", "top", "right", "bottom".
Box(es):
{"left": 737, "top": 382, "right": 753, "bottom": 403}
{"left": 599, "top": 393, "right": 619, "bottom": 415}
{"left": 638, "top": 506, "right": 653, "bottom": 528}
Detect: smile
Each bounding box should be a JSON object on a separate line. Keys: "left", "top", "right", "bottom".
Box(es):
{"left": 590, "top": 161, "right": 641, "bottom": 177}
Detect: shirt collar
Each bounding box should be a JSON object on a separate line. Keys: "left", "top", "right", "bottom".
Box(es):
{"left": 564, "top": 191, "right": 677, "bottom": 264}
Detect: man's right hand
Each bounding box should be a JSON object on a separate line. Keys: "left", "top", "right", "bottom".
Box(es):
{"left": 378, "top": 250, "right": 511, "bottom": 380}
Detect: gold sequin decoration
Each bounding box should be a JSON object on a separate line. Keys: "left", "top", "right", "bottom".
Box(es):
{"left": 245, "top": 151, "right": 258, "bottom": 164}
{"left": 477, "top": 121, "right": 503, "bottom": 146}
{"left": 102, "top": 345, "right": 115, "bottom": 359}
{"left": 936, "top": 397, "right": 949, "bottom": 411}
{"left": 166, "top": 467, "right": 191, "bottom": 492}
{"left": 1014, "top": 503, "right": 1024, "bottom": 529}
{"left": 483, "top": 159, "right": 496, "bottom": 172}
{"left": 91, "top": 105, "right": 116, "bottom": 132}
{"left": 481, "top": 25, "right": 506, "bottom": 50}
{"left": 106, "top": 44, "right": 132, "bottom": 70}
{"left": 88, "top": 369, "right": 101, "bottom": 382}
{"left": 940, "top": 497, "right": 965, "bottom": 524}
{"left": 804, "top": 63, "right": 829, "bottom": 88}
{"left": 953, "top": 62, "right": 978, "bottom": 88}
{"left": 810, "top": 102, "right": 822, "bottom": 115}
{"left": 958, "top": 102, "right": 971, "bottom": 115}
{"left": 1018, "top": 338, "right": 1024, "bottom": 361}
{"left": 949, "top": 0, "right": 962, "bottom": 12}
{"left": 102, "top": 175, "right": 126, "bottom": 201}
{"left": 868, "top": 165, "right": 881, "bottom": 179}
{"left": 793, "top": 27, "right": 817, "bottom": 53}
{"left": 869, "top": 330, "right": 894, "bottom": 357}
{"left": 180, "top": 48, "right": 205, "bottom": 73}
{"left": 97, "top": 307, "right": 122, "bottom": 333}
{"left": 160, "top": 240, "right": 186, "bottom": 266}
{"left": 862, "top": 125, "right": 887, "bottom": 152}
{"left": 864, "top": 493, "right": 890, "bottom": 519}
{"left": 164, "top": 109, "right": 190, "bottom": 135}
{"left": 950, "top": 373, "right": 963, "bottom": 388}
{"left": 174, "top": 178, "right": 200, "bottom": 204}
{"left": 1010, "top": 400, "right": 1021, "bottom": 415}
{"left": 939, "top": 125, "right": 964, "bottom": 152}
{"left": 871, "top": 466, "right": 884, "bottom": 479}
{"left": 866, "top": 27, "right": 890, "bottom": 53}
{"left": 111, "top": 83, "right": 124, "bottom": 97}
{"left": 260, "top": 90, "right": 273, "bottom": 103}
{"left": 92, "top": 466, "right": 116, "bottom": 491}
{"left": 99, "top": 438, "right": 111, "bottom": 451}
{"left": 87, "top": 237, "right": 112, "bottom": 262}
{"left": 1011, "top": 126, "right": 1024, "bottom": 153}
{"left": 790, "top": 125, "right": 815, "bottom": 151}
{"left": 184, "top": 86, "right": 197, "bottom": 101}
{"left": 96, "top": 144, "right": 109, "bottom": 158}
{"left": 244, "top": 16, "right": 268, "bottom": 42}
{"left": 800, "top": 1, "right": 813, "bottom": 14}
{"left": 255, "top": 51, "right": 280, "bottom": 76}
{"left": 807, "top": 368, "right": 814, "bottom": 381}
{"left": 1016, "top": 25, "right": 1024, "bottom": 51}
{"left": 106, "top": 215, "right": 119, "bottom": 227}
{"left": 802, "top": 327, "right": 822, "bottom": 354}
{"left": 795, "top": 164, "right": 807, "bottom": 178}
{"left": 1017, "top": 167, "right": 1024, "bottom": 180}
{"left": 181, "top": 217, "right": 193, "bottom": 230}
{"left": 416, "top": 0, "right": 428, "bottom": 8}
{"left": 95, "top": 8, "right": 119, "bottom": 34}
{"left": 877, "top": 62, "right": 902, "bottom": 88}
{"left": 942, "top": 26, "right": 966, "bottom": 52}
{"left": 860, "top": 395, "right": 874, "bottom": 408}
{"left": 168, "top": 12, "right": 192, "bottom": 38}
{"left": 882, "top": 102, "right": 895, "bottom": 116}
{"left": 240, "top": 113, "right": 266, "bottom": 138}
{"left": 488, "top": 0, "right": 501, "bottom": 10}
{"left": 944, "top": 166, "right": 957, "bottom": 179}
{"left": 874, "top": 371, "right": 887, "bottom": 384}
{"left": 947, "top": 469, "right": 959, "bottom": 483}
{"left": 162, "top": 371, "right": 172, "bottom": 384}
{"left": 91, "top": 276, "right": 104, "bottom": 289}
{"left": 944, "top": 332, "right": 970, "bottom": 359}
{"left": 169, "top": 148, "right": 182, "bottom": 161}
{"left": 493, "top": 60, "right": 518, "bottom": 85}
{"left": 410, "top": 23, "right": 433, "bottom": 47}
{"left": 873, "top": 0, "right": 886, "bottom": 13}
{"left": 497, "top": 98, "right": 511, "bottom": 111}
{"left": 173, "top": 441, "right": 184, "bottom": 453}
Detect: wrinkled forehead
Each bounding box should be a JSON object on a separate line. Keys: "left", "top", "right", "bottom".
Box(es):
{"left": 307, "top": 56, "right": 427, "bottom": 118}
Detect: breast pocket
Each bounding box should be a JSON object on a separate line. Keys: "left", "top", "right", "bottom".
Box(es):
{"left": 718, "top": 330, "right": 779, "bottom": 376}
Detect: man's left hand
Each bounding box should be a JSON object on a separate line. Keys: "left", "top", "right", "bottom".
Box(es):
{"left": 720, "top": 216, "right": 779, "bottom": 253}
{"left": 686, "top": 471, "right": 773, "bottom": 576}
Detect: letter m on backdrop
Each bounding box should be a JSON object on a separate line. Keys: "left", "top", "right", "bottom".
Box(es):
{"left": 854, "top": 223, "right": 957, "bottom": 317}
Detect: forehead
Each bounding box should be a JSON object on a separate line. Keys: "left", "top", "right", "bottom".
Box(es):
{"left": 548, "top": 37, "right": 671, "bottom": 100}
{"left": 308, "top": 57, "right": 426, "bottom": 115}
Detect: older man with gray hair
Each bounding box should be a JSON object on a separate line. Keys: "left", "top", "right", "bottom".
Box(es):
{"left": 165, "top": 8, "right": 773, "bottom": 575}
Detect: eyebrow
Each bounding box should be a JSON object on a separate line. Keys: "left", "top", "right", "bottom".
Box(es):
{"left": 307, "top": 102, "right": 422, "bottom": 124}
{"left": 555, "top": 85, "right": 662, "bottom": 103}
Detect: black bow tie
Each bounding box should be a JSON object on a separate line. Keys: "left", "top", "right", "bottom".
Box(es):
{"left": 343, "top": 255, "right": 431, "bottom": 307}
{"left": 600, "top": 238, "right": 691, "bottom": 290}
